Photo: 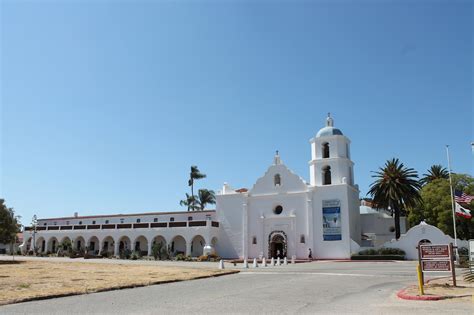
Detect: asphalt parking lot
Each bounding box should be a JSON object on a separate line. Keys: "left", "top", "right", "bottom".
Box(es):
{"left": 1, "top": 258, "right": 472, "bottom": 314}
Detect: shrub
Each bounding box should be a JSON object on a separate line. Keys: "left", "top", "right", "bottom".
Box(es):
{"left": 130, "top": 251, "right": 140, "bottom": 260}
{"left": 175, "top": 253, "right": 186, "bottom": 261}
{"left": 101, "top": 251, "right": 112, "bottom": 258}
{"left": 197, "top": 254, "right": 221, "bottom": 262}
{"left": 358, "top": 248, "right": 405, "bottom": 256}
{"left": 152, "top": 242, "right": 164, "bottom": 260}
{"left": 119, "top": 249, "right": 132, "bottom": 260}
{"left": 458, "top": 247, "right": 468, "bottom": 256}
{"left": 358, "top": 249, "right": 377, "bottom": 255}
{"left": 352, "top": 255, "right": 405, "bottom": 260}
{"left": 160, "top": 247, "right": 169, "bottom": 260}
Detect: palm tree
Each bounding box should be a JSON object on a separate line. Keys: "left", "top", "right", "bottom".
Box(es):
{"left": 188, "top": 166, "right": 206, "bottom": 197}
{"left": 368, "top": 158, "right": 422, "bottom": 239}
{"left": 197, "top": 189, "right": 216, "bottom": 211}
{"left": 420, "top": 164, "right": 449, "bottom": 185}
{"left": 180, "top": 193, "right": 198, "bottom": 211}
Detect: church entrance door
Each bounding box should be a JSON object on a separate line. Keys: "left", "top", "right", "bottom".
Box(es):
{"left": 268, "top": 232, "right": 287, "bottom": 258}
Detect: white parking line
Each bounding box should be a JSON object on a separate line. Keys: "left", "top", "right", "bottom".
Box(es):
{"left": 239, "top": 271, "right": 413, "bottom": 277}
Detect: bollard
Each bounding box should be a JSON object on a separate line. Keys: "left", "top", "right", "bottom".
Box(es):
{"left": 262, "top": 257, "right": 267, "bottom": 267}
{"left": 243, "top": 259, "right": 249, "bottom": 269}
{"left": 291, "top": 255, "right": 296, "bottom": 264}
{"left": 284, "top": 257, "right": 288, "bottom": 265}
{"left": 253, "top": 258, "right": 258, "bottom": 268}
{"left": 270, "top": 257, "right": 275, "bottom": 266}
{"left": 219, "top": 259, "right": 225, "bottom": 270}
{"left": 417, "top": 263, "right": 424, "bottom": 295}
{"left": 277, "top": 257, "right": 281, "bottom": 266}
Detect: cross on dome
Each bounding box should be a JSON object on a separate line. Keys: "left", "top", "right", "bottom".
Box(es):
{"left": 326, "top": 113, "right": 334, "bottom": 127}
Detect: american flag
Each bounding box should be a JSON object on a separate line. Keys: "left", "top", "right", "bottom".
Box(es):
{"left": 454, "top": 190, "right": 474, "bottom": 203}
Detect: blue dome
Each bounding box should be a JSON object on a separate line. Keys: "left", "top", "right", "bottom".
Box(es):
{"left": 316, "top": 126, "right": 343, "bottom": 138}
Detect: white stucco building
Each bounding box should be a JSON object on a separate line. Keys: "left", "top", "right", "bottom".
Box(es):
{"left": 22, "top": 116, "right": 400, "bottom": 260}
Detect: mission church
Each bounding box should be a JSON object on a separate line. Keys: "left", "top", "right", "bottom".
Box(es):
{"left": 23, "top": 115, "right": 395, "bottom": 260}
{"left": 216, "top": 114, "right": 360, "bottom": 259}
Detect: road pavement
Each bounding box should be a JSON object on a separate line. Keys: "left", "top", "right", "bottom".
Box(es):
{"left": 1, "top": 259, "right": 472, "bottom": 314}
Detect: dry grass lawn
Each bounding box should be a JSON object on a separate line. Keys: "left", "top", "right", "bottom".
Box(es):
{"left": 0, "top": 260, "right": 235, "bottom": 305}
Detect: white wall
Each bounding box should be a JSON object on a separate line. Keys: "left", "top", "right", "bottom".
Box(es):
{"left": 382, "top": 222, "right": 468, "bottom": 260}
{"left": 216, "top": 192, "right": 245, "bottom": 259}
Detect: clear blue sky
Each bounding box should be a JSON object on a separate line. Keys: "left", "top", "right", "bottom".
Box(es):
{"left": 1, "top": 1, "right": 472, "bottom": 225}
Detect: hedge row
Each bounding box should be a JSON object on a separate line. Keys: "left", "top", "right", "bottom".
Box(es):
{"left": 358, "top": 248, "right": 405, "bottom": 255}
{"left": 351, "top": 255, "right": 405, "bottom": 260}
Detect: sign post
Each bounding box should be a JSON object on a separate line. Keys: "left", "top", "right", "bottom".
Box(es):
{"left": 418, "top": 243, "right": 456, "bottom": 288}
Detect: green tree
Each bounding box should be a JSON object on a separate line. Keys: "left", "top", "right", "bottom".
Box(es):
{"left": 0, "top": 200, "right": 21, "bottom": 250}
{"left": 188, "top": 166, "right": 206, "bottom": 198}
{"left": 197, "top": 189, "right": 216, "bottom": 211}
{"left": 409, "top": 176, "right": 474, "bottom": 240}
{"left": 420, "top": 165, "right": 449, "bottom": 185}
{"left": 368, "top": 158, "right": 422, "bottom": 239}
{"left": 180, "top": 193, "right": 198, "bottom": 211}
{"left": 452, "top": 173, "right": 474, "bottom": 194}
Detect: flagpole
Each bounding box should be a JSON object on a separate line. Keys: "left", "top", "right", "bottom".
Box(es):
{"left": 446, "top": 145, "right": 459, "bottom": 261}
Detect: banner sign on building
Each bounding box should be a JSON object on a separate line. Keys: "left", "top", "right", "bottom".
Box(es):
{"left": 322, "top": 199, "right": 341, "bottom": 241}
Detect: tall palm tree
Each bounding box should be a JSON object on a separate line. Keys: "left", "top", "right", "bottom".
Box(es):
{"left": 420, "top": 164, "right": 449, "bottom": 185}
{"left": 368, "top": 158, "right": 422, "bottom": 239}
{"left": 188, "top": 166, "right": 206, "bottom": 197}
{"left": 180, "top": 193, "right": 198, "bottom": 212}
{"left": 197, "top": 189, "right": 216, "bottom": 211}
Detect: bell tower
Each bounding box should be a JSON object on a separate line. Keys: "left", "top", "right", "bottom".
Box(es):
{"left": 309, "top": 114, "right": 354, "bottom": 187}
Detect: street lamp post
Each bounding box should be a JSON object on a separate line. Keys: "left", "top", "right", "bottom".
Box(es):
{"left": 31, "top": 215, "right": 38, "bottom": 255}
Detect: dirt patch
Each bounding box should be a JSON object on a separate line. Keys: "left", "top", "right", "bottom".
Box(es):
{"left": 0, "top": 260, "right": 237, "bottom": 305}
{"left": 402, "top": 276, "right": 474, "bottom": 302}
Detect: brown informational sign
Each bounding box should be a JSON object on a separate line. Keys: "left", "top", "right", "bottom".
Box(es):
{"left": 417, "top": 243, "right": 457, "bottom": 287}
{"left": 420, "top": 245, "right": 450, "bottom": 259}
{"left": 421, "top": 260, "right": 451, "bottom": 272}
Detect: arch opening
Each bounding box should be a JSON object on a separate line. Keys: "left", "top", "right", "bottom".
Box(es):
{"left": 133, "top": 235, "right": 149, "bottom": 256}
{"left": 191, "top": 235, "right": 205, "bottom": 257}
{"left": 87, "top": 236, "right": 100, "bottom": 255}
{"left": 101, "top": 236, "right": 115, "bottom": 255}
{"left": 47, "top": 237, "right": 59, "bottom": 254}
{"left": 322, "top": 142, "right": 330, "bottom": 158}
{"left": 268, "top": 231, "right": 287, "bottom": 259}
{"left": 171, "top": 235, "right": 186, "bottom": 256}
{"left": 322, "top": 166, "right": 332, "bottom": 185}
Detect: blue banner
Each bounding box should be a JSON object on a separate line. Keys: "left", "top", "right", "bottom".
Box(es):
{"left": 322, "top": 200, "right": 341, "bottom": 241}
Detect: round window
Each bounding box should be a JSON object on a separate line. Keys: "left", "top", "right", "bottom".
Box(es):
{"left": 274, "top": 205, "right": 283, "bottom": 215}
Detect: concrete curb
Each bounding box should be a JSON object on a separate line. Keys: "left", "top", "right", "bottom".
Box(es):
{"left": 396, "top": 283, "right": 470, "bottom": 301}
{"left": 396, "top": 286, "right": 445, "bottom": 301}
{"left": 1, "top": 270, "right": 240, "bottom": 306}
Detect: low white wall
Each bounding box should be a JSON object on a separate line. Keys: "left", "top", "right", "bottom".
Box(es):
{"left": 382, "top": 222, "right": 468, "bottom": 260}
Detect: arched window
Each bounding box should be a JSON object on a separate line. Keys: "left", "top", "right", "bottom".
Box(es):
{"left": 300, "top": 235, "right": 305, "bottom": 244}
{"left": 274, "top": 174, "right": 281, "bottom": 186}
{"left": 322, "top": 166, "right": 331, "bottom": 185}
{"left": 252, "top": 236, "right": 257, "bottom": 245}
{"left": 322, "top": 142, "right": 330, "bottom": 158}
